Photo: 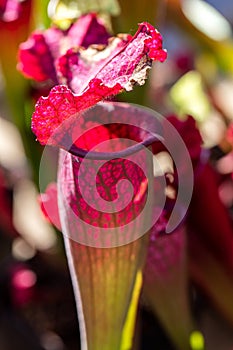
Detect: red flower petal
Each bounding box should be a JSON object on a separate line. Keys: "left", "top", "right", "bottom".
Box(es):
{"left": 142, "top": 22, "right": 167, "bottom": 62}
{"left": 32, "top": 22, "right": 167, "bottom": 145}
{"left": 67, "top": 13, "right": 110, "bottom": 49}
{"left": 17, "top": 13, "right": 110, "bottom": 83}
{"left": 152, "top": 114, "right": 203, "bottom": 167}
{"left": 58, "top": 22, "right": 167, "bottom": 94}
{"left": 39, "top": 182, "right": 61, "bottom": 230}
{"left": 167, "top": 115, "right": 203, "bottom": 165}
{"left": 32, "top": 80, "right": 122, "bottom": 145}
{"left": 18, "top": 30, "right": 60, "bottom": 82}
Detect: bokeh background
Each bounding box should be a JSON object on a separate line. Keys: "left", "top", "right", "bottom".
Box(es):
{"left": 1, "top": 1, "right": 233, "bottom": 349}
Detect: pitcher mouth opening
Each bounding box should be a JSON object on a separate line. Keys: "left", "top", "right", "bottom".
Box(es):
{"left": 68, "top": 133, "right": 162, "bottom": 159}
{"left": 59, "top": 101, "right": 164, "bottom": 160}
